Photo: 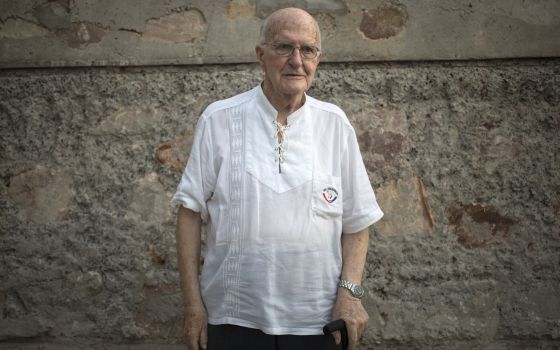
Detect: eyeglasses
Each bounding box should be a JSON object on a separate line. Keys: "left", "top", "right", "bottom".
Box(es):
{"left": 263, "top": 43, "right": 320, "bottom": 59}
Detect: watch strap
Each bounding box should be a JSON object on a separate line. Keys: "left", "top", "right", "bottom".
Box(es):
{"left": 338, "top": 279, "right": 364, "bottom": 298}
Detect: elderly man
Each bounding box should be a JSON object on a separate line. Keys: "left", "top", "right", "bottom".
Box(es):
{"left": 172, "top": 7, "right": 383, "bottom": 350}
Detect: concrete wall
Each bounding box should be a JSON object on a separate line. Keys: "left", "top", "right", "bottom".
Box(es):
{"left": 1, "top": 60, "right": 559, "bottom": 349}
{"left": 1, "top": 0, "right": 560, "bottom": 349}
{"left": 1, "top": 0, "right": 560, "bottom": 67}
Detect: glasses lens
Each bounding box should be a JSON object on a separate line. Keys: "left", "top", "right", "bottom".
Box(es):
{"left": 275, "top": 44, "right": 294, "bottom": 56}
{"left": 300, "top": 46, "right": 317, "bottom": 59}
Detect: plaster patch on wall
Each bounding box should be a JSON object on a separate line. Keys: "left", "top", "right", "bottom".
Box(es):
{"left": 154, "top": 128, "right": 195, "bottom": 172}
{"left": 447, "top": 204, "right": 518, "bottom": 248}
{"left": 374, "top": 176, "right": 434, "bottom": 235}
{"left": 359, "top": 130, "right": 404, "bottom": 165}
{"left": 356, "top": 108, "right": 407, "bottom": 168}
{"left": 142, "top": 10, "right": 207, "bottom": 43}
{"left": 358, "top": 5, "right": 407, "bottom": 40}
{"left": 55, "top": 22, "right": 108, "bottom": 49}
{"left": 225, "top": 0, "right": 256, "bottom": 18}
{"left": 317, "top": 12, "right": 336, "bottom": 28}
{"left": 0, "top": 17, "right": 50, "bottom": 39}
{"left": 32, "top": 1, "right": 71, "bottom": 30}
{"left": 316, "top": 13, "right": 337, "bottom": 40}
{"left": 6, "top": 165, "right": 74, "bottom": 224}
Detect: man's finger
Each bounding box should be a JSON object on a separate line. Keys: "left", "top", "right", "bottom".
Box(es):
{"left": 187, "top": 338, "right": 199, "bottom": 350}
{"left": 185, "top": 331, "right": 200, "bottom": 350}
{"left": 200, "top": 324, "right": 208, "bottom": 350}
{"left": 332, "top": 330, "right": 341, "bottom": 345}
{"left": 347, "top": 324, "right": 358, "bottom": 350}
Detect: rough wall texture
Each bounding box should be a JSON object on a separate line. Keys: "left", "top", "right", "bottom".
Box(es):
{"left": 1, "top": 0, "right": 560, "bottom": 68}
{"left": 1, "top": 60, "right": 559, "bottom": 349}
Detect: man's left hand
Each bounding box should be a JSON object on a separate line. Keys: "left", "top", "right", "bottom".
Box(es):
{"left": 331, "top": 290, "right": 369, "bottom": 350}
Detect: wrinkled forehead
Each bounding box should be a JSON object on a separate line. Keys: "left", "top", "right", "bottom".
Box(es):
{"left": 267, "top": 18, "right": 319, "bottom": 44}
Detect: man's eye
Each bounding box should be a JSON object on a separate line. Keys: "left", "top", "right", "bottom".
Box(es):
{"left": 301, "top": 46, "right": 315, "bottom": 54}
{"left": 277, "top": 44, "right": 293, "bottom": 51}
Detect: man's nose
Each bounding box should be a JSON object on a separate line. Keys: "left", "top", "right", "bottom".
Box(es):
{"left": 288, "top": 48, "right": 304, "bottom": 66}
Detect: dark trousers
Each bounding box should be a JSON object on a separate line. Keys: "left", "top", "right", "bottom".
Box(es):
{"left": 208, "top": 324, "right": 340, "bottom": 350}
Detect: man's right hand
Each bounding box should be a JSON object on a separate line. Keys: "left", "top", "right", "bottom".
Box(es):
{"left": 182, "top": 303, "right": 208, "bottom": 350}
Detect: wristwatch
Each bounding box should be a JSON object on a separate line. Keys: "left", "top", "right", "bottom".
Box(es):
{"left": 338, "top": 279, "right": 365, "bottom": 299}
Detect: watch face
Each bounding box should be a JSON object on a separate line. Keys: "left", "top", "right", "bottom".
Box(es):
{"left": 353, "top": 285, "right": 365, "bottom": 298}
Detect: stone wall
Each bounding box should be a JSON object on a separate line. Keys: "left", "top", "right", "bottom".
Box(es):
{"left": 1, "top": 59, "right": 559, "bottom": 349}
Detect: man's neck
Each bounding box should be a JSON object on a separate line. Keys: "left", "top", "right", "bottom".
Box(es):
{"left": 262, "top": 83, "right": 305, "bottom": 125}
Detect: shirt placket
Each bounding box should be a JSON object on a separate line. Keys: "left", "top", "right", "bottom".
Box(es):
{"left": 273, "top": 120, "right": 291, "bottom": 174}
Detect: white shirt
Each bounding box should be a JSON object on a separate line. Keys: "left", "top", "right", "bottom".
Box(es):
{"left": 172, "top": 85, "right": 383, "bottom": 335}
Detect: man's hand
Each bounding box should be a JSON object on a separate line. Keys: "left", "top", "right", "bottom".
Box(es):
{"left": 331, "top": 290, "right": 369, "bottom": 350}
{"left": 182, "top": 303, "right": 208, "bottom": 350}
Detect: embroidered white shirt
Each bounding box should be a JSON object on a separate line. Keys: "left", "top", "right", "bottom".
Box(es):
{"left": 172, "top": 85, "right": 384, "bottom": 335}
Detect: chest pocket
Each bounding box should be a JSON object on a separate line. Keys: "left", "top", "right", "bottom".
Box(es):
{"left": 312, "top": 175, "right": 343, "bottom": 218}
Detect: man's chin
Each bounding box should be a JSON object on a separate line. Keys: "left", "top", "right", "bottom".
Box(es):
{"left": 279, "top": 82, "right": 308, "bottom": 96}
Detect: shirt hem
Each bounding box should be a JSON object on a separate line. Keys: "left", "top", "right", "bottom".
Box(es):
{"left": 207, "top": 317, "right": 325, "bottom": 336}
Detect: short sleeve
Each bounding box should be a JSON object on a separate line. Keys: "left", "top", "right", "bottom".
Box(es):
{"left": 170, "top": 115, "right": 215, "bottom": 222}
{"left": 341, "top": 127, "right": 384, "bottom": 233}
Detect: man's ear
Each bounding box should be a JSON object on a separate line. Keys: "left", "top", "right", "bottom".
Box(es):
{"left": 255, "top": 45, "right": 265, "bottom": 68}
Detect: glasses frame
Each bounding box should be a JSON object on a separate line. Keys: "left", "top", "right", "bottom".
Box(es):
{"left": 261, "top": 42, "right": 321, "bottom": 59}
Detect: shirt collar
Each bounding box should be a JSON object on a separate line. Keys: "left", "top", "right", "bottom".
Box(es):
{"left": 256, "top": 84, "right": 309, "bottom": 126}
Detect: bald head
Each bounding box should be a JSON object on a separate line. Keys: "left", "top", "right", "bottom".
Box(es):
{"left": 258, "top": 8, "right": 322, "bottom": 49}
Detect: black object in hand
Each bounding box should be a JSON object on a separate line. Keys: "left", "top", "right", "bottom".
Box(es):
{"left": 323, "top": 319, "right": 348, "bottom": 350}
